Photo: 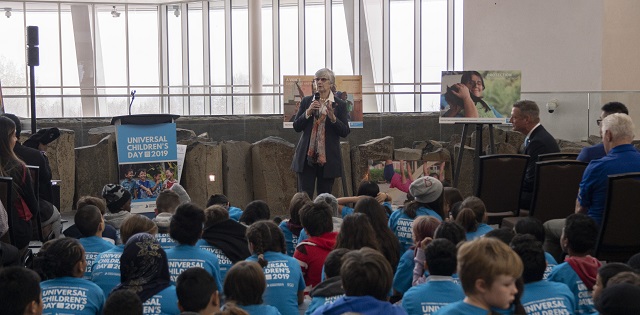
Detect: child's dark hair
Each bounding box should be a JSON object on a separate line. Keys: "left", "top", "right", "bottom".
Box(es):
{"left": 204, "top": 205, "right": 230, "bottom": 227}
{"left": 485, "top": 227, "right": 516, "bottom": 245}
{"left": 456, "top": 197, "right": 486, "bottom": 232}
{"left": 354, "top": 196, "right": 401, "bottom": 270}
{"left": 77, "top": 195, "right": 107, "bottom": 214}
{"left": 137, "top": 168, "right": 147, "bottom": 176}
{"left": 444, "top": 187, "right": 463, "bottom": 208}
{"left": 563, "top": 213, "right": 598, "bottom": 254}
{"left": 510, "top": 234, "right": 546, "bottom": 283}
{"left": 425, "top": 239, "right": 457, "bottom": 276}
{"left": 288, "top": 192, "right": 310, "bottom": 226}
{"left": 246, "top": 220, "right": 286, "bottom": 267}
{"left": 240, "top": 200, "right": 270, "bottom": 225}
{"left": 434, "top": 221, "right": 466, "bottom": 245}
{"left": 299, "top": 201, "right": 333, "bottom": 237}
{"left": 341, "top": 247, "right": 393, "bottom": 301}
{"left": 75, "top": 205, "right": 103, "bottom": 237}
{"left": 324, "top": 248, "right": 350, "bottom": 278}
{"left": 335, "top": 213, "right": 380, "bottom": 251}
{"left": 514, "top": 217, "right": 546, "bottom": 243}
{"left": 598, "top": 263, "right": 634, "bottom": 290}
{"left": 449, "top": 201, "right": 463, "bottom": 220}
{"left": 403, "top": 193, "right": 444, "bottom": 219}
{"left": 356, "top": 180, "right": 380, "bottom": 197}
{"left": 33, "top": 237, "right": 84, "bottom": 280}
{"left": 103, "top": 290, "right": 143, "bottom": 315}
{"left": 170, "top": 202, "right": 205, "bottom": 246}
{"left": 177, "top": 267, "right": 218, "bottom": 312}
{"left": 224, "top": 261, "right": 265, "bottom": 306}
{"left": 207, "top": 194, "right": 229, "bottom": 208}
{"left": 0, "top": 266, "right": 41, "bottom": 315}
{"left": 156, "top": 190, "right": 181, "bottom": 214}
{"left": 216, "top": 303, "right": 250, "bottom": 315}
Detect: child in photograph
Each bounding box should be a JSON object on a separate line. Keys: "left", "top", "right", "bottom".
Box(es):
{"left": 151, "top": 172, "right": 163, "bottom": 197}
{"left": 135, "top": 169, "right": 153, "bottom": 199}
{"left": 433, "top": 237, "right": 523, "bottom": 315}
{"left": 163, "top": 168, "right": 178, "bottom": 190}
{"left": 120, "top": 168, "right": 137, "bottom": 197}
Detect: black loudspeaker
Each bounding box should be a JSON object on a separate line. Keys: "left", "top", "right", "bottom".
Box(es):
{"left": 27, "top": 26, "right": 39, "bottom": 46}
{"left": 27, "top": 47, "right": 39, "bottom": 66}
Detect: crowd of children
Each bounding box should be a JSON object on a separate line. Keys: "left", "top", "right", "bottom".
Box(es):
{"left": 2, "top": 174, "right": 640, "bottom": 315}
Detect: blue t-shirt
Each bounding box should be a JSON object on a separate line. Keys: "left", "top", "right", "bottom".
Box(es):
{"left": 156, "top": 233, "right": 177, "bottom": 250}
{"left": 311, "top": 295, "right": 407, "bottom": 315}
{"left": 79, "top": 236, "right": 116, "bottom": 279}
{"left": 279, "top": 220, "right": 300, "bottom": 257}
{"left": 166, "top": 244, "right": 223, "bottom": 291}
{"left": 547, "top": 262, "right": 595, "bottom": 314}
{"left": 578, "top": 144, "right": 640, "bottom": 226}
{"left": 402, "top": 276, "right": 465, "bottom": 315}
{"left": 142, "top": 285, "right": 180, "bottom": 315}
{"left": 306, "top": 294, "right": 344, "bottom": 315}
{"left": 543, "top": 252, "right": 558, "bottom": 280}
{"left": 388, "top": 207, "right": 442, "bottom": 252}
{"left": 299, "top": 229, "right": 308, "bottom": 243}
{"left": 41, "top": 276, "right": 105, "bottom": 315}
{"left": 120, "top": 178, "right": 138, "bottom": 197}
{"left": 341, "top": 202, "right": 393, "bottom": 218}
{"left": 433, "top": 301, "right": 498, "bottom": 315}
{"left": 521, "top": 280, "right": 576, "bottom": 315}
{"left": 91, "top": 244, "right": 124, "bottom": 295}
{"left": 196, "top": 239, "right": 233, "bottom": 282}
{"left": 246, "top": 251, "right": 306, "bottom": 315}
{"left": 238, "top": 304, "right": 282, "bottom": 315}
{"left": 464, "top": 223, "right": 494, "bottom": 241}
{"left": 393, "top": 249, "right": 415, "bottom": 294}
{"left": 136, "top": 179, "right": 154, "bottom": 199}
{"left": 229, "top": 206, "right": 243, "bottom": 222}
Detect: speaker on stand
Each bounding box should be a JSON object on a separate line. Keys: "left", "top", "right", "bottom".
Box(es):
{"left": 27, "top": 26, "right": 39, "bottom": 133}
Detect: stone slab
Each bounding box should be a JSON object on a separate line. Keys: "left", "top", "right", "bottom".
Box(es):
{"left": 251, "top": 136, "right": 297, "bottom": 218}
{"left": 75, "top": 135, "right": 119, "bottom": 207}
{"left": 350, "top": 136, "right": 394, "bottom": 193}
{"left": 45, "top": 129, "right": 76, "bottom": 212}
{"left": 181, "top": 141, "right": 223, "bottom": 208}
{"left": 222, "top": 141, "right": 253, "bottom": 209}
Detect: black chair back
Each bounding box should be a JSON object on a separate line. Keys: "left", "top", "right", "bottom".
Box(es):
{"left": 0, "top": 177, "right": 13, "bottom": 245}
{"left": 529, "top": 160, "right": 587, "bottom": 223}
{"left": 595, "top": 172, "right": 640, "bottom": 262}
{"left": 537, "top": 152, "right": 579, "bottom": 162}
{"left": 476, "top": 154, "right": 529, "bottom": 224}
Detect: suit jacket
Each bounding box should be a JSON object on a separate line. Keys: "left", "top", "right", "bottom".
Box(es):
{"left": 14, "top": 143, "right": 53, "bottom": 203}
{"left": 291, "top": 95, "right": 350, "bottom": 178}
{"left": 520, "top": 125, "right": 560, "bottom": 193}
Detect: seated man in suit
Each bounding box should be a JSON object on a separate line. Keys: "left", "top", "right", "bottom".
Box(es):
{"left": 510, "top": 100, "right": 560, "bottom": 210}
{"left": 577, "top": 101, "right": 629, "bottom": 163}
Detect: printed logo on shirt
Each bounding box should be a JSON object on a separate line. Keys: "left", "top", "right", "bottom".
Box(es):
{"left": 323, "top": 295, "right": 344, "bottom": 305}
{"left": 42, "top": 286, "right": 89, "bottom": 311}
{"left": 523, "top": 297, "right": 571, "bottom": 315}
{"left": 168, "top": 259, "right": 206, "bottom": 282}
{"left": 420, "top": 302, "right": 449, "bottom": 315}
{"left": 93, "top": 253, "right": 121, "bottom": 271}
{"left": 577, "top": 282, "right": 594, "bottom": 309}
{"left": 396, "top": 219, "right": 414, "bottom": 241}
{"left": 85, "top": 252, "right": 99, "bottom": 274}
{"left": 264, "top": 260, "right": 292, "bottom": 282}
{"left": 143, "top": 295, "right": 163, "bottom": 314}
{"left": 200, "top": 246, "right": 232, "bottom": 271}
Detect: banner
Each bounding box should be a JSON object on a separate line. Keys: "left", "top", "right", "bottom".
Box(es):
{"left": 283, "top": 75, "right": 363, "bottom": 128}
{"left": 116, "top": 123, "right": 178, "bottom": 213}
{"left": 439, "top": 70, "right": 521, "bottom": 124}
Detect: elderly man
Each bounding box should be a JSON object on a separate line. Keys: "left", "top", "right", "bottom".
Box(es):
{"left": 510, "top": 100, "right": 560, "bottom": 209}
{"left": 544, "top": 113, "right": 640, "bottom": 260}
{"left": 577, "top": 101, "right": 629, "bottom": 163}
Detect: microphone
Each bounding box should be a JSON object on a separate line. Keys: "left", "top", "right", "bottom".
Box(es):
{"left": 314, "top": 92, "right": 321, "bottom": 118}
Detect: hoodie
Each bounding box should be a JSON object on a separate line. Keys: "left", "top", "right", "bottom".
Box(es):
{"left": 294, "top": 231, "right": 338, "bottom": 288}
{"left": 103, "top": 211, "right": 132, "bottom": 229}
{"left": 310, "top": 295, "right": 407, "bottom": 315}
{"left": 305, "top": 276, "right": 345, "bottom": 315}
{"left": 565, "top": 255, "right": 601, "bottom": 290}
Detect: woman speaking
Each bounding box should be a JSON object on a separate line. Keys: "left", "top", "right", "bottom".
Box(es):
{"left": 291, "top": 68, "right": 350, "bottom": 198}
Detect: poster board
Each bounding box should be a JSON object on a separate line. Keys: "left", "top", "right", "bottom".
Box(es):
{"left": 116, "top": 123, "right": 178, "bottom": 213}
{"left": 283, "top": 75, "right": 363, "bottom": 128}
{"left": 439, "top": 70, "right": 521, "bottom": 124}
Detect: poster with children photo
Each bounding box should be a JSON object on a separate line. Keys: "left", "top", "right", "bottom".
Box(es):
{"left": 118, "top": 163, "right": 178, "bottom": 213}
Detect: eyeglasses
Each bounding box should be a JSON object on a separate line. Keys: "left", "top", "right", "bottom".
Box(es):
{"left": 467, "top": 80, "right": 483, "bottom": 87}
{"left": 596, "top": 119, "right": 602, "bottom": 126}
{"left": 314, "top": 77, "right": 328, "bottom": 82}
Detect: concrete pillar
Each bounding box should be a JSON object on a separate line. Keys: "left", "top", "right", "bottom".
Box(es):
{"left": 248, "top": 0, "right": 263, "bottom": 113}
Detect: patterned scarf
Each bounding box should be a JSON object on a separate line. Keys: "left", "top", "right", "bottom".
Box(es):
{"left": 113, "top": 233, "right": 171, "bottom": 302}
{"left": 307, "top": 99, "right": 330, "bottom": 165}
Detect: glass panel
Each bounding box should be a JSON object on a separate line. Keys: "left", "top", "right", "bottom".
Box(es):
{"left": 361, "top": 0, "right": 383, "bottom": 112}
{"left": 167, "top": 4, "right": 183, "bottom": 87}
{"left": 3, "top": 88, "right": 29, "bottom": 116}
{"left": 209, "top": 1, "right": 226, "bottom": 85}
{"left": 279, "top": 2, "right": 298, "bottom": 76}
{"left": 188, "top": 2, "right": 204, "bottom": 86}
{"left": 233, "top": 86, "right": 249, "bottom": 114}
{"left": 390, "top": 0, "right": 413, "bottom": 84}
{"left": 129, "top": 5, "right": 159, "bottom": 86}
{"left": 421, "top": 0, "right": 447, "bottom": 83}
{"left": 232, "top": 1, "right": 249, "bottom": 86}
{"left": 421, "top": 84, "right": 441, "bottom": 112}
{"left": 168, "top": 87, "right": 185, "bottom": 115}
{"left": 189, "top": 87, "right": 205, "bottom": 115}
{"left": 305, "top": 1, "right": 324, "bottom": 74}
{"left": 130, "top": 87, "right": 160, "bottom": 114}
{"left": 454, "top": 0, "right": 463, "bottom": 70}
{"left": 61, "top": 4, "right": 81, "bottom": 87}
{"left": 99, "top": 87, "right": 128, "bottom": 117}
{"left": 0, "top": 2, "right": 27, "bottom": 87}
{"left": 210, "top": 87, "right": 226, "bottom": 115}
{"left": 26, "top": 3, "right": 61, "bottom": 87}
{"left": 62, "top": 88, "right": 82, "bottom": 117}
{"left": 96, "top": 4, "right": 127, "bottom": 87}
{"left": 35, "top": 88, "right": 62, "bottom": 117}
{"left": 332, "top": 1, "right": 353, "bottom": 75}
{"left": 262, "top": 3, "right": 273, "bottom": 85}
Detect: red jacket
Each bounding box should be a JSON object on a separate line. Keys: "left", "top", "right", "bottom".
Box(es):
{"left": 294, "top": 231, "right": 338, "bottom": 288}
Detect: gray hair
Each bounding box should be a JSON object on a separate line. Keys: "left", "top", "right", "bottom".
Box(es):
{"left": 315, "top": 68, "right": 336, "bottom": 85}
{"left": 602, "top": 113, "right": 635, "bottom": 141}
{"left": 315, "top": 193, "right": 338, "bottom": 217}
{"left": 170, "top": 184, "right": 191, "bottom": 204}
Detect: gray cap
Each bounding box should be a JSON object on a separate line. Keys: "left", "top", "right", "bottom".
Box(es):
{"left": 409, "top": 176, "right": 443, "bottom": 204}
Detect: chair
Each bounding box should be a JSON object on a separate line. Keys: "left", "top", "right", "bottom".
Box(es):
{"left": 502, "top": 160, "right": 587, "bottom": 229}
{"left": 594, "top": 172, "right": 640, "bottom": 263}
{"left": 537, "top": 152, "right": 579, "bottom": 162}
{"left": 475, "top": 154, "right": 529, "bottom": 225}
{"left": 26, "top": 165, "right": 53, "bottom": 244}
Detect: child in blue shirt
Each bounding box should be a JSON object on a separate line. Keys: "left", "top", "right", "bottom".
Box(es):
{"left": 433, "top": 237, "right": 523, "bottom": 315}
{"left": 224, "top": 261, "right": 282, "bottom": 315}
{"left": 547, "top": 214, "right": 601, "bottom": 315}
{"left": 76, "top": 205, "right": 116, "bottom": 279}
{"left": 206, "top": 193, "right": 244, "bottom": 222}
{"left": 592, "top": 262, "right": 634, "bottom": 303}
{"left": 305, "top": 248, "right": 349, "bottom": 315}
{"left": 34, "top": 238, "right": 105, "bottom": 315}
{"left": 510, "top": 234, "right": 576, "bottom": 315}
{"left": 246, "top": 220, "right": 305, "bottom": 315}
{"left": 402, "top": 239, "right": 464, "bottom": 315}
{"left": 279, "top": 192, "right": 310, "bottom": 256}
{"left": 0, "top": 266, "right": 43, "bottom": 315}
{"left": 91, "top": 214, "right": 158, "bottom": 295}
{"left": 165, "top": 203, "right": 223, "bottom": 291}
{"left": 337, "top": 180, "right": 393, "bottom": 218}
{"left": 176, "top": 267, "right": 221, "bottom": 314}
{"left": 311, "top": 247, "right": 407, "bottom": 315}
{"left": 153, "top": 190, "right": 181, "bottom": 250}
{"left": 513, "top": 217, "right": 557, "bottom": 279}
{"left": 456, "top": 197, "right": 493, "bottom": 241}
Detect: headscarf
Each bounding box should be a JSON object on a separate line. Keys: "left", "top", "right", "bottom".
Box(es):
{"left": 112, "top": 233, "right": 171, "bottom": 302}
